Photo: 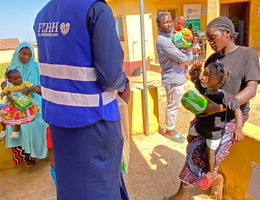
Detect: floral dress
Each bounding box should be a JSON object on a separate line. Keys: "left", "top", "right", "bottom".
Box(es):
{"left": 0, "top": 81, "right": 39, "bottom": 125}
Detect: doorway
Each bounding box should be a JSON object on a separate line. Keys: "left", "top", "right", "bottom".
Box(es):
{"left": 221, "top": 2, "right": 250, "bottom": 46}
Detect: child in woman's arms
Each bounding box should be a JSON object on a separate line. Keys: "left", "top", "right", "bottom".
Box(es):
{"left": 0, "top": 69, "right": 40, "bottom": 139}
{"left": 187, "top": 62, "right": 244, "bottom": 190}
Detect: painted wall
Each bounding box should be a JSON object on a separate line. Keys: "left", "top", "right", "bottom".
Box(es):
{"left": 128, "top": 87, "right": 160, "bottom": 136}
{"left": 108, "top": 0, "right": 129, "bottom": 61}
{"left": 219, "top": 135, "right": 260, "bottom": 200}
{"left": 0, "top": 128, "right": 14, "bottom": 170}
{"left": 108, "top": 0, "right": 156, "bottom": 62}
{"left": 221, "top": 0, "right": 260, "bottom": 47}
{"left": 0, "top": 48, "right": 38, "bottom": 64}
{"left": 126, "top": 14, "right": 155, "bottom": 61}
{"left": 248, "top": 0, "right": 260, "bottom": 47}
{"left": 108, "top": 0, "right": 259, "bottom": 65}
{"left": 110, "top": 0, "right": 208, "bottom": 64}
{"left": 0, "top": 50, "right": 15, "bottom": 64}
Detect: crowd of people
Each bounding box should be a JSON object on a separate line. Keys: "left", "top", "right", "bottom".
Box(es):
{"left": 0, "top": 1, "right": 259, "bottom": 200}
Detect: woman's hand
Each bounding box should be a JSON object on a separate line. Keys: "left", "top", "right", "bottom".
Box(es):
{"left": 200, "top": 96, "right": 225, "bottom": 117}
{"left": 118, "top": 78, "right": 130, "bottom": 103}
{"left": 235, "top": 81, "right": 258, "bottom": 105}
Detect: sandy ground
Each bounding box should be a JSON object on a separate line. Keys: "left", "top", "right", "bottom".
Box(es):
{"left": 0, "top": 133, "right": 212, "bottom": 200}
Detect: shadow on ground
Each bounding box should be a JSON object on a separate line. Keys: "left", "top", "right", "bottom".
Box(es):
{"left": 0, "top": 133, "right": 212, "bottom": 200}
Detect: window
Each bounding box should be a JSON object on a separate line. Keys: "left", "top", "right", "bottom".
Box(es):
{"left": 115, "top": 16, "right": 124, "bottom": 41}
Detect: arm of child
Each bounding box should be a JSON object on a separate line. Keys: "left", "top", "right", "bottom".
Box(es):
{"left": 183, "top": 35, "right": 193, "bottom": 43}
{"left": 8, "top": 94, "right": 15, "bottom": 106}
{"left": 234, "top": 108, "right": 244, "bottom": 142}
{"left": 0, "top": 92, "right": 6, "bottom": 99}
{"left": 21, "top": 86, "right": 40, "bottom": 96}
{"left": 189, "top": 61, "right": 203, "bottom": 83}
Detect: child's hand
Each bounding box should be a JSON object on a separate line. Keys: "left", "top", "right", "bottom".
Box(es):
{"left": 21, "top": 88, "right": 31, "bottom": 96}
{"left": 234, "top": 128, "right": 244, "bottom": 142}
{"left": 193, "top": 61, "right": 203, "bottom": 69}
{"left": 6, "top": 94, "right": 15, "bottom": 106}
{"left": 0, "top": 92, "right": 6, "bottom": 99}
{"left": 181, "top": 48, "right": 188, "bottom": 54}
{"left": 192, "top": 46, "right": 199, "bottom": 55}
{"left": 183, "top": 35, "right": 192, "bottom": 43}
{"left": 189, "top": 61, "right": 203, "bottom": 80}
{"left": 48, "top": 148, "right": 55, "bottom": 168}
{"left": 179, "top": 62, "right": 187, "bottom": 67}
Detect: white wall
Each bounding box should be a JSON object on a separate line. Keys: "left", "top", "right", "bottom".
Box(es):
{"left": 126, "top": 14, "right": 155, "bottom": 61}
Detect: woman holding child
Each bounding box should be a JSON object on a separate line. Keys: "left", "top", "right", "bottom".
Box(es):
{"left": 4, "top": 42, "right": 48, "bottom": 166}
{"left": 166, "top": 16, "right": 260, "bottom": 200}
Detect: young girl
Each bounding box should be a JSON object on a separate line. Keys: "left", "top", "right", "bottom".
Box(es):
{"left": 188, "top": 62, "right": 244, "bottom": 190}
{"left": 0, "top": 69, "right": 40, "bottom": 139}
{"left": 191, "top": 36, "right": 201, "bottom": 62}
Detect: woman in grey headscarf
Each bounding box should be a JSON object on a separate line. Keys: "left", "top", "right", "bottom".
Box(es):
{"left": 166, "top": 16, "right": 260, "bottom": 200}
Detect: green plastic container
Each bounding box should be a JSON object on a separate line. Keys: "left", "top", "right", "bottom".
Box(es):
{"left": 181, "top": 90, "right": 208, "bottom": 114}
{"left": 172, "top": 32, "right": 191, "bottom": 49}
{"left": 12, "top": 92, "right": 33, "bottom": 111}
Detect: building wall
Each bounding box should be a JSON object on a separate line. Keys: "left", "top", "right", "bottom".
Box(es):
{"left": 248, "top": 0, "right": 260, "bottom": 47}
{"left": 0, "top": 50, "right": 15, "bottom": 63}
{"left": 109, "top": 0, "right": 156, "bottom": 63}
{"left": 108, "top": 0, "right": 129, "bottom": 61}
{"left": 108, "top": 0, "right": 154, "bottom": 75}
{"left": 108, "top": 0, "right": 259, "bottom": 67}
{"left": 221, "top": 0, "right": 260, "bottom": 47}
{"left": 128, "top": 87, "right": 160, "bottom": 136}
{"left": 219, "top": 135, "right": 260, "bottom": 200}
{"left": 0, "top": 48, "right": 38, "bottom": 64}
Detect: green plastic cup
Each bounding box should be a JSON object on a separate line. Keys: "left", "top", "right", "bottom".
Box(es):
{"left": 181, "top": 90, "right": 208, "bottom": 114}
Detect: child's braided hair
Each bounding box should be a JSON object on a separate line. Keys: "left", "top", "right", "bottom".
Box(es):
{"left": 208, "top": 62, "right": 230, "bottom": 86}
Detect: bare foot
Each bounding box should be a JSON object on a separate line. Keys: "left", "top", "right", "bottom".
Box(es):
{"left": 209, "top": 174, "right": 224, "bottom": 200}
{"left": 165, "top": 129, "right": 177, "bottom": 137}
{"left": 164, "top": 187, "right": 189, "bottom": 200}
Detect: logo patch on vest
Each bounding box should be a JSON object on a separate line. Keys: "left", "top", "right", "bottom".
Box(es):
{"left": 37, "top": 22, "right": 70, "bottom": 37}
{"left": 60, "top": 23, "right": 70, "bottom": 35}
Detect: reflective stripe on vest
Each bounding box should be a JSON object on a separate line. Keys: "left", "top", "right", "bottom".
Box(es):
{"left": 40, "top": 63, "right": 116, "bottom": 107}
{"left": 40, "top": 63, "right": 97, "bottom": 81}
{"left": 41, "top": 86, "right": 116, "bottom": 107}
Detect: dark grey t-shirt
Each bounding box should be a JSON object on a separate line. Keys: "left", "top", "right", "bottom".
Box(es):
{"left": 205, "top": 46, "right": 260, "bottom": 122}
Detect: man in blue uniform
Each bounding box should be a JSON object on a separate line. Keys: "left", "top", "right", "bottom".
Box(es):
{"left": 34, "top": 0, "right": 129, "bottom": 199}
